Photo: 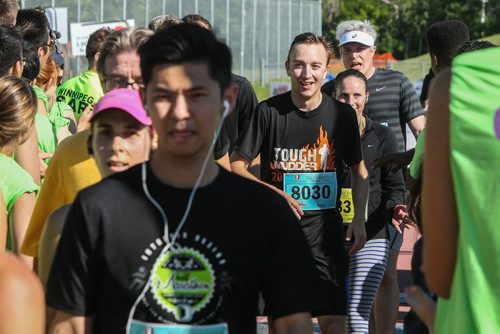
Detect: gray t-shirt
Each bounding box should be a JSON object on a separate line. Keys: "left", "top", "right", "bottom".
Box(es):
{"left": 365, "top": 68, "right": 424, "bottom": 152}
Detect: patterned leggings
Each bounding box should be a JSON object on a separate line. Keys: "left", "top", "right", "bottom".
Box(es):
{"left": 347, "top": 238, "right": 389, "bottom": 334}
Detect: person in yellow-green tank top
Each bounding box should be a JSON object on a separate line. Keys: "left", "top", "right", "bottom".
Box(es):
{"left": 55, "top": 27, "right": 112, "bottom": 122}
{"left": 423, "top": 47, "right": 500, "bottom": 334}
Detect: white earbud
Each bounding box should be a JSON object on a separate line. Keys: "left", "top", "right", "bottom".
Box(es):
{"left": 223, "top": 100, "right": 230, "bottom": 118}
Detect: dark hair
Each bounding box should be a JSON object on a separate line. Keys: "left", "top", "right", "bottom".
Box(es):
{"left": 426, "top": 20, "right": 469, "bottom": 66}
{"left": 287, "top": 32, "right": 333, "bottom": 64}
{"left": 148, "top": 15, "right": 182, "bottom": 31}
{"left": 456, "top": 40, "right": 497, "bottom": 55}
{"left": 21, "top": 41, "right": 40, "bottom": 81}
{"left": 139, "top": 23, "right": 232, "bottom": 93}
{"left": 16, "top": 9, "right": 50, "bottom": 50}
{"left": 334, "top": 69, "right": 368, "bottom": 96}
{"left": 182, "top": 14, "right": 213, "bottom": 31}
{"left": 0, "top": 24, "right": 23, "bottom": 77}
{"left": 0, "top": 0, "right": 19, "bottom": 26}
{"left": 85, "top": 27, "right": 112, "bottom": 61}
{"left": 96, "top": 27, "right": 152, "bottom": 79}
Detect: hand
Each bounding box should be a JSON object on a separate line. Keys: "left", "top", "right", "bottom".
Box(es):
{"left": 38, "top": 151, "right": 53, "bottom": 178}
{"left": 373, "top": 149, "right": 415, "bottom": 172}
{"left": 391, "top": 204, "right": 414, "bottom": 234}
{"left": 279, "top": 189, "right": 304, "bottom": 220}
{"left": 77, "top": 105, "right": 93, "bottom": 132}
{"left": 345, "top": 220, "right": 366, "bottom": 256}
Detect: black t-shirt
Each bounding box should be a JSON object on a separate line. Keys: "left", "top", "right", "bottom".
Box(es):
{"left": 214, "top": 74, "right": 258, "bottom": 158}
{"left": 225, "top": 74, "right": 258, "bottom": 149}
{"left": 322, "top": 68, "right": 424, "bottom": 152}
{"left": 234, "top": 92, "right": 362, "bottom": 226}
{"left": 46, "top": 165, "right": 326, "bottom": 334}
{"left": 341, "top": 117, "right": 405, "bottom": 240}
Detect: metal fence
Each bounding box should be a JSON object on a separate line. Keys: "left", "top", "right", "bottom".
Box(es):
{"left": 21, "top": 0, "right": 322, "bottom": 85}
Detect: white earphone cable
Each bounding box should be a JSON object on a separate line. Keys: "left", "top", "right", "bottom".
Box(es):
{"left": 125, "top": 100, "right": 230, "bottom": 333}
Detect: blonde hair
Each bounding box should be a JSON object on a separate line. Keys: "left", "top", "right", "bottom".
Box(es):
{"left": 0, "top": 76, "right": 37, "bottom": 147}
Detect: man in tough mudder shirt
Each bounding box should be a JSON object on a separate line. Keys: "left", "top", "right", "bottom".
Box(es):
{"left": 231, "top": 32, "right": 369, "bottom": 334}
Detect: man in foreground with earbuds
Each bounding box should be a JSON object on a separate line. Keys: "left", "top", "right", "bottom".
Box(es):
{"left": 46, "top": 24, "right": 326, "bottom": 334}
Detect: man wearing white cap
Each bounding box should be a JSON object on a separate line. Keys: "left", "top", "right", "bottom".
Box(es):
{"left": 323, "top": 20, "right": 425, "bottom": 153}
{"left": 329, "top": 20, "right": 425, "bottom": 334}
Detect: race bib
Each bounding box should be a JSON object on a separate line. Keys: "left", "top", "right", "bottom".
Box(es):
{"left": 283, "top": 172, "right": 337, "bottom": 210}
{"left": 130, "top": 320, "right": 228, "bottom": 334}
{"left": 340, "top": 188, "right": 355, "bottom": 223}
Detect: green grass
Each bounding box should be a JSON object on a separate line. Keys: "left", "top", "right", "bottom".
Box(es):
{"left": 392, "top": 33, "right": 500, "bottom": 83}
{"left": 254, "top": 84, "right": 272, "bottom": 102}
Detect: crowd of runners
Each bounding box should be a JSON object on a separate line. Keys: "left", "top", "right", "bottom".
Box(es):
{"left": 0, "top": 1, "right": 499, "bottom": 333}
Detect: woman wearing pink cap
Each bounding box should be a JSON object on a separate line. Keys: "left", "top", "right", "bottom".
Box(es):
{"left": 38, "top": 89, "right": 153, "bottom": 290}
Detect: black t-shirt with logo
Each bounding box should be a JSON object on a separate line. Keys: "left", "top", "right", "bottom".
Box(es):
{"left": 46, "top": 165, "right": 326, "bottom": 333}
{"left": 234, "top": 92, "right": 362, "bottom": 225}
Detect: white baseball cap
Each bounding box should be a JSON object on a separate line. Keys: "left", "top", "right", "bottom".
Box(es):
{"left": 339, "top": 30, "right": 375, "bottom": 47}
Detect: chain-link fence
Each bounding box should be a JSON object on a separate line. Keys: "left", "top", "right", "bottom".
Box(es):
{"left": 21, "top": 0, "right": 322, "bottom": 85}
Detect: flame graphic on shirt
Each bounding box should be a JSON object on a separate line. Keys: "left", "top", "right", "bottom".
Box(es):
{"left": 303, "top": 126, "right": 336, "bottom": 171}
{"left": 269, "top": 126, "right": 335, "bottom": 172}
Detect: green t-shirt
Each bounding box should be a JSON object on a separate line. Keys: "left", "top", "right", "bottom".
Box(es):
{"left": 32, "top": 85, "right": 49, "bottom": 114}
{"left": 48, "top": 101, "right": 72, "bottom": 134}
{"left": 56, "top": 70, "right": 103, "bottom": 121}
{"left": 34, "top": 113, "right": 57, "bottom": 164}
{"left": 409, "top": 128, "right": 425, "bottom": 179}
{"left": 32, "top": 85, "right": 57, "bottom": 162}
{"left": 0, "top": 153, "right": 39, "bottom": 250}
{"left": 434, "top": 48, "right": 500, "bottom": 334}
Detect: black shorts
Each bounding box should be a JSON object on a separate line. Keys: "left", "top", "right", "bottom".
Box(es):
{"left": 301, "top": 211, "right": 348, "bottom": 316}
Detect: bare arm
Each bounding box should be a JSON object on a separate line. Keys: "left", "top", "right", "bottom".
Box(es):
{"left": 49, "top": 311, "right": 91, "bottom": 334}
{"left": 215, "top": 152, "right": 232, "bottom": 171}
{"left": 408, "top": 115, "right": 426, "bottom": 139}
{"left": 0, "top": 253, "right": 45, "bottom": 334}
{"left": 10, "top": 192, "right": 37, "bottom": 268}
{"left": 422, "top": 69, "right": 457, "bottom": 298}
{"left": 273, "top": 312, "right": 313, "bottom": 334}
{"left": 0, "top": 193, "right": 6, "bottom": 252}
{"left": 230, "top": 151, "right": 304, "bottom": 219}
{"left": 15, "top": 124, "right": 41, "bottom": 185}
{"left": 39, "top": 205, "right": 70, "bottom": 287}
{"left": 345, "top": 161, "right": 369, "bottom": 255}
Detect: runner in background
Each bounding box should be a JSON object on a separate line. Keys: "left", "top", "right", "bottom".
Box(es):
{"left": 20, "top": 27, "right": 153, "bottom": 259}
{"left": 38, "top": 88, "right": 153, "bottom": 286}
{"left": 423, "top": 46, "right": 500, "bottom": 334}
{"left": 321, "top": 20, "right": 425, "bottom": 333}
{"left": 232, "top": 32, "right": 369, "bottom": 334}
{"left": 56, "top": 27, "right": 112, "bottom": 125}
{"left": 46, "top": 23, "right": 323, "bottom": 334}
{"left": 1, "top": 21, "right": 40, "bottom": 186}
{"left": 333, "top": 69, "right": 406, "bottom": 333}
{"left": 0, "top": 0, "right": 19, "bottom": 25}
{"left": 148, "top": 14, "right": 182, "bottom": 31}
{"left": 183, "top": 14, "right": 259, "bottom": 172}
{"left": 39, "top": 89, "right": 154, "bottom": 331}
{"left": 0, "top": 76, "right": 38, "bottom": 267}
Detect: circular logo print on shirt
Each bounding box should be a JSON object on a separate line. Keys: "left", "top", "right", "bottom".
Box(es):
{"left": 495, "top": 107, "right": 500, "bottom": 140}
{"left": 149, "top": 247, "right": 215, "bottom": 322}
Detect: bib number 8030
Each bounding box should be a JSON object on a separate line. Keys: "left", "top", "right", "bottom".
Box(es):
{"left": 290, "top": 185, "right": 331, "bottom": 201}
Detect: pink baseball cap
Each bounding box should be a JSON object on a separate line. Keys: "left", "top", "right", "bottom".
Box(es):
{"left": 90, "top": 88, "right": 152, "bottom": 126}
